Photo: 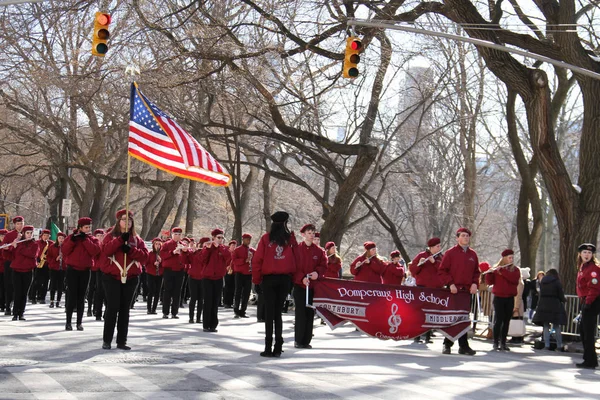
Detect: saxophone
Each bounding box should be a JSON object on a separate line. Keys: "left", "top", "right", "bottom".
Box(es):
{"left": 37, "top": 241, "right": 50, "bottom": 269}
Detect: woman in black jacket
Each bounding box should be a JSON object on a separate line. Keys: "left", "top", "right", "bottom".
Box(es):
{"left": 532, "top": 269, "right": 567, "bottom": 351}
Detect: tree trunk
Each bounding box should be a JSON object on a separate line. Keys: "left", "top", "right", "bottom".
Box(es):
{"left": 185, "top": 180, "right": 197, "bottom": 236}
{"left": 146, "top": 178, "right": 183, "bottom": 239}
{"left": 262, "top": 171, "right": 272, "bottom": 233}
{"left": 171, "top": 185, "right": 186, "bottom": 230}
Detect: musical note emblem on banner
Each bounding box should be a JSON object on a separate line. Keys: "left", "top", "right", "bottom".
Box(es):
{"left": 388, "top": 303, "right": 402, "bottom": 334}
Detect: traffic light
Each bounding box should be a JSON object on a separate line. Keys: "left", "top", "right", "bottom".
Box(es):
{"left": 92, "top": 12, "right": 111, "bottom": 57}
{"left": 343, "top": 36, "right": 362, "bottom": 78}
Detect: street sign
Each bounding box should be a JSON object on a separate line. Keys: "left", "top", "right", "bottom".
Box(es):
{"left": 0, "top": 214, "right": 7, "bottom": 230}
{"left": 61, "top": 199, "right": 72, "bottom": 217}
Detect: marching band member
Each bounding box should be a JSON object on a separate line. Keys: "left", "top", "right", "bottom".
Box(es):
{"left": 350, "top": 242, "right": 385, "bottom": 283}
{"left": 94, "top": 229, "right": 108, "bottom": 320}
{"left": 87, "top": 229, "right": 105, "bottom": 317}
{"left": 32, "top": 229, "right": 52, "bottom": 304}
{"left": 62, "top": 217, "right": 101, "bottom": 331}
{"left": 1, "top": 216, "right": 25, "bottom": 316}
{"left": 200, "top": 228, "right": 231, "bottom": 332}
{"left": 381, "top": 250, "right": 405, "bottom": 285}
{"left": 485, "top": 249, "right": 521, "bottom": 351}
{"left": 313, "top": 232, "right": 321, "bottom": 248}
{"left": 186, "top": 237, "right": 210, "bottom": 323}
{"left": 222, "top": 240, "right": 237, "bottom": 309}
{"left": 178, "top": 237, "right": 192, "bottom": 309}
{"left": 409, "top": 237, "right": 444, "bottom": 343}
{"left": 100, "top": 209, "right": 148, "bottom": 350}
{"left": 159, "top": 227, "right": 186, "bottom": 319}
{"left": 10, "top": 225, "right": 37, "bottom": 320}
{"left": 232, "top": 233, "right": 255, "bottom": 318}
{"left": 575, "top": 243, "right": 600, "bottom": 369}
{"left": 324, "top": 242, "right": 342, "bottom": 279}
{"left": 438, "top": 227, "right": 479, "bottom": 356}
{"left": 294, "top": 224, "right": 327, "bottom": 349}
{"left": 0, "top": 229, "right": 7, "bottom": 313}
{"left": 47, "top": 232, "right": 66, "bottom": 308}
{"left": 145, "top": 238, "right": 163, "bottom": 315}
{"left": 252, "top": 211, "right": 297, "bottom": 357}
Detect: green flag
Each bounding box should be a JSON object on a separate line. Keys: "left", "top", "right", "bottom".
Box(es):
{"left": 50, "top": 223, "right": 61, "bottom": 241}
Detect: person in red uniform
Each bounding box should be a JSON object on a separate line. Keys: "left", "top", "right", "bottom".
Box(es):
{"left": 86, "top": 229, "right": 104, "bottom": 317}
{"left": 159, "top": 227, "right": 186, "bottom": 319}
{"left": 222, "top": 240, "right": 237, "bottom": 309}
{"left": 200, "top": 228, "right": 231, "bottom": 332}
{"left": 485, "top": 249, "right": 521, "bottom": 351}
{"left": 575, "top": 243, "right": 600, "bottom": 369}
{"left": 100, "top": 209, "right": 148, "bottom": 350}
{"left": 313, "top": 232, "right": 321, "bottom": 248}
{"left": 232, "top": 233, "right": 255, "bottom": 318}
{"left": 186, "top": 237, "right": 210, "bottom": 323}
{"left": 62, "top": 217, "right": 101, "bottom": 331}
{"left": 177, "top": 237, "right": 192, "bottom": 309}
{"left": 2, "top": 216, "right": 25, "bottom": 316}
{"left": 253, "top": 211, "right": 297, "bottom": 357}
{"left": 438, "top": 227, "right": 479, "bottom": 355}
{"left": 324, "top": 242, "right": 342, "bottom": 279}
{"left": 145, "top": 238, "right": 163, "bottom": 315}
{"left": 31, "top": 229, "right": 52, "bottom": 304}
{"left": 293, "top": 224, "right": 327, "bottom": 349}
{"left": 0, "top": 229, "right": 7, "bottom": 313}
{"left": 10, "top": 225, "right": 37, "bottom": 320}
{"left": 350, "top": 242, "right": 385, "bottom": 283}
{"left": 93, "top": 229, "right": 107, "bottom": 320}
{"left": 381, "top": 250, "right": 405, "bottom": 285}
{"left": 47, "top": 232, "right": 66, "bottom": 309}
{"left": 410, "top": 237, "right": 444, "bottom": 344}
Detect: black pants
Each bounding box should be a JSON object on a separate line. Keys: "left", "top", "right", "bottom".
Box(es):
{"left": 12, "top": 270, "right": 32, "bottom": 317}
{"left": 189, "top": 277, "right": 203, "bottom": 321}
{"left": 49, "top": 269, "right": 65, "bottom": 303}
{"left": 293, "top": 285, "right": 315, "bottom": 346}
{"left": 87, "top": 270, "right": 98, "bottom": 312}
{"left": 162, "top": 269, "right": 184, "bottom": 316}
{"left": 203, "top": 278, "right": 223, "bottom": 330}
{"left": 33, "top": 266, "right": 49, "bottom": 301}
{"left": 94, "top": 270, "right": 105, "bottom": 317}
{"left": 4, "top": 261, "right": 13, "bottom": 312}
{"left": 29, "top": 268, "right": 37, "bottom": 301}
{"left": 102, "top": 274, "right": 138, "bottom": 345}
{"left": 0, "top": 272, "right": 4, "bottom": 310}
{"left": 493, "top": 296, "right": 514, "bottom": 345}
{"left": 181, "top": 274, "right": 189, "bottom": 304}
{"left": 262, "top": 274, "right": 291, "bottom": 347}
{"left": 255, "top": 283, "right": 265, "bottom": 321}
{"left": 580, "top": 297, "right": 600, "bottom": 367}
{"left": 234, "top": 273, "right": 252, "bottom": 315}
{"left": 140, "top": 271, "right": 147, "bottom": 298}
{"left": 223, "top": 273, "right": 235, "bottom": 306}
{"left": 66, "top": 267, "right": 90, "bottom": 325}
{"left": 146, "top": 274, "right": 162, "bottom": 313}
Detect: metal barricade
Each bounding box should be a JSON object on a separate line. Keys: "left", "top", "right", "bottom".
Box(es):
{"left": 561, "top": 295, "right": 599, "bottom": 339}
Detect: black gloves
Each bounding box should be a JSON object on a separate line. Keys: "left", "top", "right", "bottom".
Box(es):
{"left": 121, "top": 243, "right": 131, "bottom": 254}
{"left": 72, "top": 232, "right": 84, "bottom": 241}
{"left": 121, "top": 231, "right": 130, "bottom": 242}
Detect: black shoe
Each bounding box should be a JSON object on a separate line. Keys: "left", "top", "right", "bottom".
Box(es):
{"left": 65, "top": 324, "right": 73, "bottom": 331}
{"left": 241, "top": 314, "right": 250, "bottom": 318}
{"left": 203, "top": 328, "right": 210, "bottom": 332}
{"left": 257, "top": 319, "right": 265, "bottom": 323}
{"left": 162, "top": 314, "right": 169, "bottom": 319}
{"left": 50, "top": 302, "right": 54, "bottom": 308}
{"left": 172, "top": 315, "right": 179, "bottom": 319}
{"left": 260, "top": 351, "right": 274, "bottom": 357}
{"left": 414, "top": 337, "right": 423, "bottom": 344}
{"left": 147, "top": 311, "right": 152, "bottom": 315}
{"left": 18, "top": 315, "right": 26, "bottom": 321}
{"left": 209, "top": 328, "right": 218, "bottom": 333}
{"left": 294, "top": 342, "right": 302, "bottom": 348}
{"left": 492, "top": 343, "right": 499, "bottom": 351}
{"left": 87, "top": 310, "right": 92, "bottom": 317}
{"left": 31, "top": 299, "right": 37, "bottom": 304}
{"left": 303, "top": 344, "right": 312, "bottom": 349}
{"left": 575, "top": 363, "right": 596, "bottom": 369}
{"left": 150, "top": 311, "right": 157, "bottom": 315}
{"left": 233, "top": 315, "right": 240, "bottom": 319}
{"left": 442, "top": 345, "right": 451, "bottom": 355}
{"left": 458, "top": 347, "right": 476, "bottom": 356}
{"left": 196, "top": 320, "right": 201, "bottom": 323}
{"left": 56, "top": 303, "right": 61, "bottom": 308}
{"left": 39, "top": 300, "right": 46, "bottom": 305}
{"left": 77, "top": 324, "right": 84, "bottom": 331}
{"left": 117, "top": 344, "right": 131, "bottom": 351}
{"left": 501, "top": 344, "right": 510, "bottom": 352}
{"left": 96, "top": 315, "right": 102, "bottom": 321}
{"left": 224, "top": 305, "right": 232, "bottom": 309}
{"left": 189, "top": 319, "right": 194, "bottom": 323}
{"left": 102, "top": 342, "right": 111, "bottom": 350}
{"left": 12, "top": 315, "right": 17, "bottom": 321}
{"left": 5, "top": 309, "right": 11, "bottom": 316}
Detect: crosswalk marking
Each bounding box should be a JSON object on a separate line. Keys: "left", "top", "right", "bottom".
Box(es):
{"left": 90, "top": 365, "right": 180, "bottom": 399}
{"left": 10, "top": 367, "right": 77, "bottom": 400}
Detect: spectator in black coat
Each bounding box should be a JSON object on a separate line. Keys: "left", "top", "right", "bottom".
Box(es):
{"left": 532, "top": 269, "right": 567, "bottom": 351}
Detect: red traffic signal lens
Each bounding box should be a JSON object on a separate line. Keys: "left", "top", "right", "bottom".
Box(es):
{"left": 94, "top": 43, "right": 108, "bottom": 54}
{"left": 348, "top": 68, "right": 359, "bottom": 77}
{"left": 350, "top": 40, "right": 362, "bottom": 51}
{"left": 97, "top": 29, "right": 110, "bottom": 40}
{"left": 349, "top": 54, "right": 360, "bottom": 64}
{"left": 96, "top": 13, "right": 111, "bottom": 25}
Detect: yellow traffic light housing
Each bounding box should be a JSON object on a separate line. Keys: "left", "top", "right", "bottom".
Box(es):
{"left": 343, "top": 37, "right": 362, "bottom": 78}
{"left": 92, "top": 12, "right": 111, "bottom": 57}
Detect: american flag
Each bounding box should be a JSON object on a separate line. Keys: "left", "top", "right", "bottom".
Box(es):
{"left": 128, "top": 82, "right": 231, "bottom": 186}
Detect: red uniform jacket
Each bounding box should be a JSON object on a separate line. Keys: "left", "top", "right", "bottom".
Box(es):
{"left": 11, "top": 240, "right": 38, "bottom": 272}
{"left": 350, "top": 255, "right": 385, "bottom": 283}
{"left": 485, "top": 266, "right": 521, "bottom": 297}
{"left": 101, "top": 233, "right": 148, "bottom": 281}
{"left": 438, "top": 245, "right": 480, "bottom": 290}
{"left": 252, "top": 233, "right": 297, "bottom": 285}
{"left": 182, "top": 250, "right": 203, "bottom": 280}
{"left": 232, "top": 245, "right": 255, "bottom": 275}
{"left": 200, "top": 244, "right": 232, "bottom": 280}
{"left": 160, "top": 240, "right": 185, "bottom": 272}
{"left": 146, "top": 251, "right": 163, "bottom": 276}
{"left": 325, "top": 255, "right": 342, "bottom": 278}
{"left": 0, "top": 248, "right": 3, "bottom": 273}
{"left": 61, "top": 233, "right": 101, "bottom": 271}
{"left": 1, "top": 229, "right": 22, "bottom": 262}
{"left": 36, "top": 239, "right": 53, "bottom": 268}
{"left": 577, "top": 261, "right": 600, "bottom": 305}
{"left": 409, "top": 251, "right": 443, "bottom": 288}
{"left": 46, "top": 243, "right": 63, "bottom": 271}
{"left": 381, "top": 262, "right": 405, "bottom": 285}
{"left": 293, "top": 242, "right": 327, "bottom": 287}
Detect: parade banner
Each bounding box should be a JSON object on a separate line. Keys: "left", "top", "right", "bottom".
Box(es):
{"left": 312, "top": 279, "right": 472, "bottom": 342}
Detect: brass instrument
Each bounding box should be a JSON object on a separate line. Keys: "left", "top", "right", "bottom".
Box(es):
{"left": 37, "top": 241, "right": 50, "bottom": 269}
{"left": 482, "top": 262, "right": 514, "bottom": 275}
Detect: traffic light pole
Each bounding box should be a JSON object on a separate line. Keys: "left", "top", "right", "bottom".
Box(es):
{"left": 347, "top": 19, "right": 600, "bottom": 81}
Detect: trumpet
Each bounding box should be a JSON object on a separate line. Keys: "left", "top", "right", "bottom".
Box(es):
{"left": 416, "top": 250, "right": 444, "bottom": 266}
{"left": 482, "top": 263, "right": 514, "bottom": 275}
{"left": 0, "top": 238, "right": 33, "bottom": 250}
